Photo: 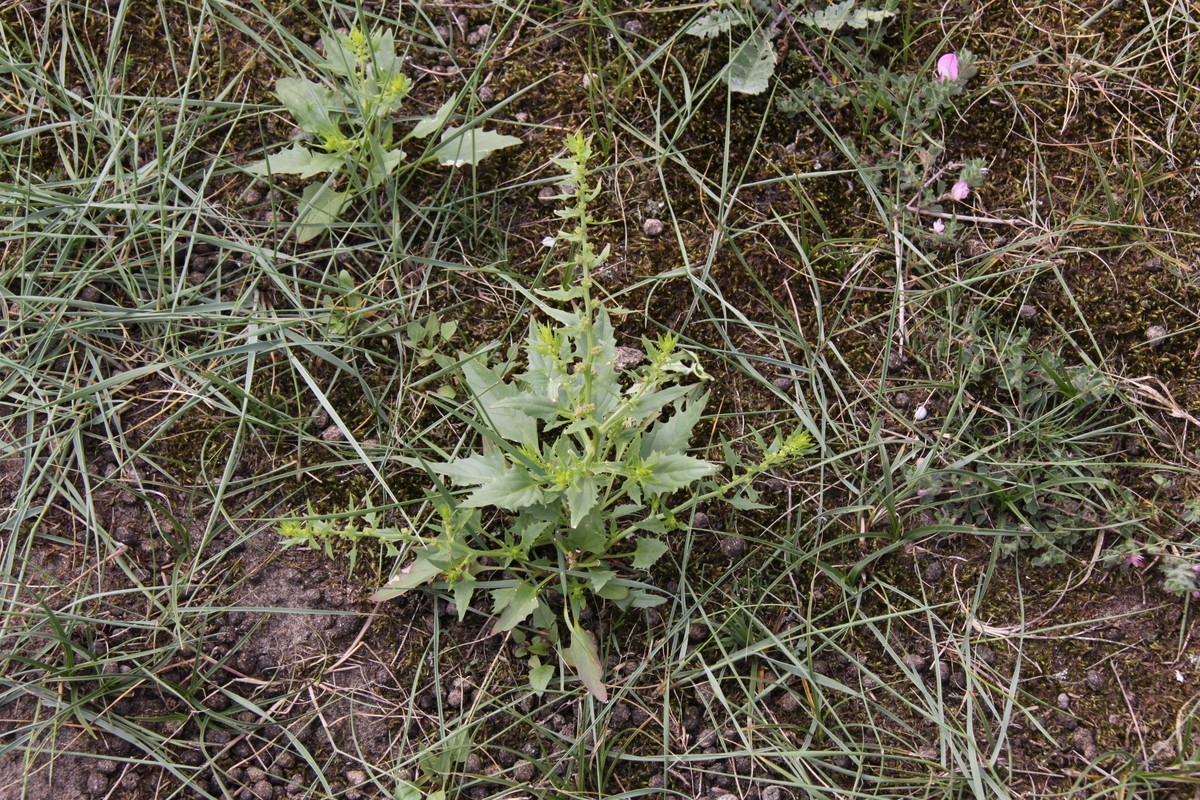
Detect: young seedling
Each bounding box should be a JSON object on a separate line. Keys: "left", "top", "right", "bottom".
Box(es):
{"left": 249, "top": 24, "right": 521, "bottom": 241}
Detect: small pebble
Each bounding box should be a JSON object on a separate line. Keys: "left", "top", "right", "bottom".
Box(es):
{"left": 614, "top": 346, "right": 644, "bottom": 371}
{"left": 772, "top": 375, "right": 793, "bottom": 390}
{"left": 775, "top": 692, "right": 801, "bottom": 713}
{"left": 1019, "top": 303, "right": 1039, "bottom": 320}
{"left": 1085, "top": 669, "right": 1106, "bottom": 692}
{"left": 1056, "top": 692, "right": 1071, "bottom": 710}
{"left": 478, "top": 86, "right": 495, "bottom": 103}
{"left": 914, "top": 405, "right": 928, "bottom": 422}
{"left": 1073, "top": 728, "right": 1099, "bottom": 761}
{"left": 1145, "top": 325, "right": 1168, "bottom": 344}
{"left": 1147, "top": 738, "right": 1176, "bottom": 766}
{"left": 761, "top": 787, "right": 792, "bottom": 800}
{"left": 642, "top": 217, "right": 664, "bottom": 237}
{"left": 467, "top": 24, "right": 490, "bottom": 46}
{"left": 923, "top": 560, "right": 945, "bottom": 581}
{"left": 320, "top": 425, "right": 345, "bottom": 442}
{"left": 87, "top": 774, "right": 109, "bottom": 795}
{"left": 719, "top": 535, "right": 746, "bottom": 559}
{"left": 538, "top": 186, "right": 558, "bottom": 204}
{"left": 623, "top": 18, "right": 644, "bottom": 36}
{"left": 511, "top": 761, "right": 535, "bottom": 782}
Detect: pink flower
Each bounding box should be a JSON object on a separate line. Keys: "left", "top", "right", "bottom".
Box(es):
{"left": 936, "top": 53, "right": 959, "bottom": 82}
{"left": 932, "top": 219, "right": 945, "bottom": 234}
{"left": 950, "top": 180, "right": 970, "bottom": 201}
{"left": 1122, "top": 551, "right": 1145, "bottom": 569}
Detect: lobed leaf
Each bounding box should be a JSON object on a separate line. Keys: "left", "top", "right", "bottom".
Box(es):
{"left": 642, "top": 391, "right": 709, "bottom": 457}
{"left": 411, "top": 99, "right": 455, "bottom": 140}
{"left": 461, "top": 356, "right": 538, "bottom": 447}
{"left": 630, "top": 536, "right": 669, "bottom": 570}
{"left": 247, "top": 143, "right": 343, "bottom": 179}
{"left": 492, "top": 582, "right": 541, "bottom": 632}
{"left": 529, "top": 661, "right": 555, "bottom": 695}
{"left": 460, "top": 465, "right": 546, "bottom": 511}
{"left": 275, "top": 77, "right": 340, "bottom": 137}
{"left": 295, "top": 183, "right": 348, "bottom": 243}
{"left": 428, "top": 450, "right": 508, "bottom": 487}
{"left": 564, "top": 623, "right": 607, "bottom": 701}
{"left": 434, "top": 127, "right": 523, "bottom": 167}
{"left": 725, "top": 32, "right": 776, "bottom": 95}
{"left": 371, "top": 553, "right": 441, "bottom": 601}
{"left": 685, "top": 8, "right": 747, "bottom": 38}
{"left": 640, "top": 453, "right": 718, "bottom": 496}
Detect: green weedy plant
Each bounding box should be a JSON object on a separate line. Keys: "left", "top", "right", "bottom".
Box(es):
{"left": 780, "top": 46, "right": 985, "bottom": 236}
{"left": 904, "top": 318, "right": 1127, "bottom": 565}
{"left": 249, "top": 24, "right": 521, "bottom": 241}
{"left": 346, "top": 133, "right": 813, "bottom": 700}
{"left": 685, "top": 0, "right": 896, "bottom": 95}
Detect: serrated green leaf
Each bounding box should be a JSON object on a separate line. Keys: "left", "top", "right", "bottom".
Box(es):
{"left": 725, "top": 32, "right": 775, "bottom": 95}
{"left": 564, "top": 623, "right": 607, "bottom": 701}
{"left": 276, "top": 77, "right": 340, "bottom": 137}
{"left": 728, "top": 494, "right": 772, "bottom": 510}
{"left": 627, "top": 384, "right": 693, "bottom": 421}
{"left": 492, "top": 582, "right": 541, "bottom": 632}
{"left": 393, "top": 781, "right": 422, "bottom": 800}
{"left": 460, "top": 465, "right": 545, "bottom": 511}
{"left": 587, "top": 569, "right": 616, "bottom": 593}
{"left": 534, "top": 286, "right": 586, "bottom": 302}
{"left": 434, "top": 127, "right": 522, "bottom": 167}
{"left": 802, "top": 0, "right": 895, "bottom": 31}
{"left": 319, "top": 31, "right": 360, "bottom": 77}
{"left": 492, "top": 394, "right": 562, "bottom": 420}
{"left": 529, "top": 662, "right": 555, "bottom": 695}
{"left": 642, "top": 391, "right": 708, "bottom": 457}
{"left": 596, "top": 581, "right": 629, "bottom": 601}
{"left": 420, "top": 727, "right": 471, "bottom": 774}
{"left": 428, "top": 450, "right": 508, "bottom": 486}
{"left": 630, "top": 536, "right": 669, "bottom": 569}
{"left": 641, "top": 453, "right": 717, "bottom": 496}
{"left": 371, "top": 554, "right": 441, "bottom": 601}
{"left": 412, "top": 99, "right": 455, "bottom": 140}
{"left": 364, "top": 142, "right": 406, "bottom": 189}
{"left": 564, "top": 511, "right": 607, "bottom": 554}
{"left": 686, "top": 8, "right": 747, "bottom": 38}
{"left": 248, "top": 143, "right": 344, "bottom": 179}
{"left": 460, "top": 356, "right": 537, "bottom": 447}
{"left": 452, "top": 576, "right": 476, "bottom": 622}
{"left": 566, "top": 475, "right": 599, "bottom": 528}
{"left": 295, "top": 182, "right": 348, "bottom": 243}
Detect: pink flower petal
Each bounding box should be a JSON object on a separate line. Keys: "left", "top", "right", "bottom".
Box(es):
{"left": 936, "top": 53, "right": 959, "bottom": 82}
{"left": 950, "top": 180, "right": 970, "bottom": 201}
{"left": 932, "top": 219, "right": 945, "bottom": 234}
